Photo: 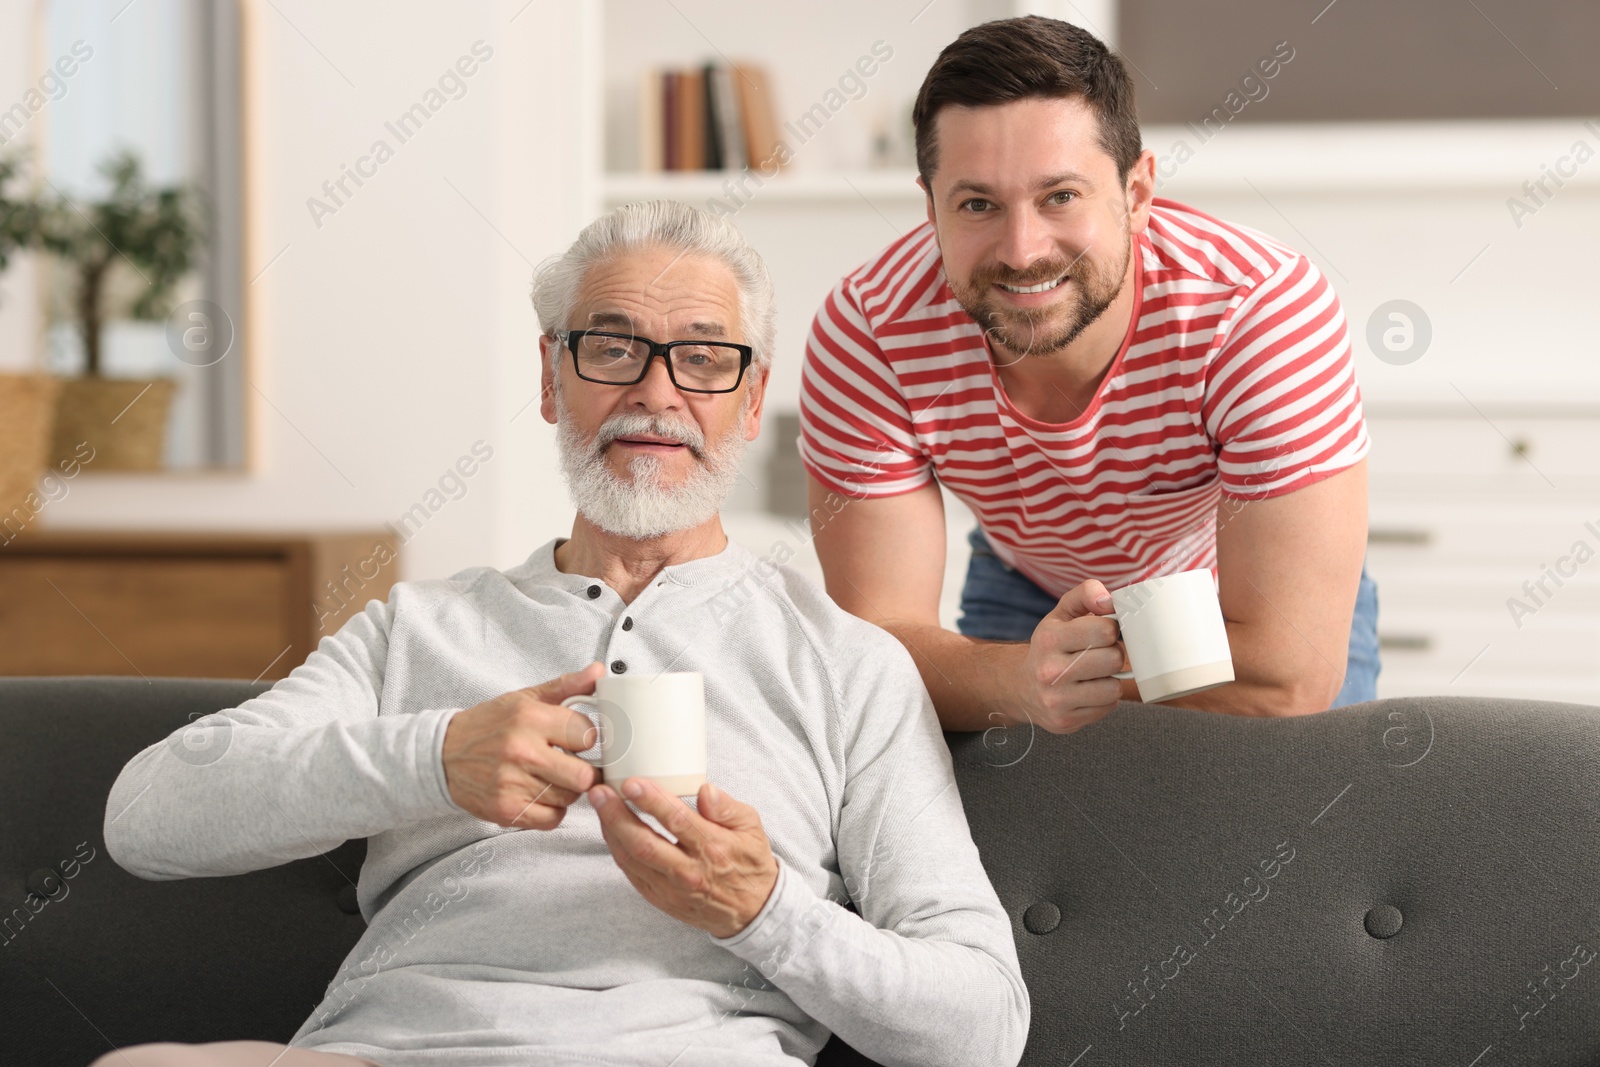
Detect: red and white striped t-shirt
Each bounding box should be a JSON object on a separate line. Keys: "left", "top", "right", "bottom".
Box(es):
{"left": 798, "top": 197, "right": 1370, "bottom": 598}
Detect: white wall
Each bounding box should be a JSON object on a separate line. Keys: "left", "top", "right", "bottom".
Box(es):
{"left": 1147, "top": 121, "right": 1600, "bottom": 406}
{"left": 9, "top": 0, "right": 593, "bottom": 580}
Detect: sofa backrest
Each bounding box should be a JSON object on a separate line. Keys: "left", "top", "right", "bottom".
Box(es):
{"left": 2, "top": 678, "right": 1597, "bottom": 1066}
{"left": 0, "top": 678, "right": 366, "bottom": 1066}
{"left": 944, "top": 693, "right": 1600, "bottom": 1065}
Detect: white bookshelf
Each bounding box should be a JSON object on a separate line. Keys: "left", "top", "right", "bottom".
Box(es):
{"left": 605, "top": 120, "right": 1600, "bottom": 202}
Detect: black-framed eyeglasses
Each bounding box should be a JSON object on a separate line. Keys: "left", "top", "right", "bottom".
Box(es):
{"left": 561, "top": 329, "right": 753, "bottom": 394}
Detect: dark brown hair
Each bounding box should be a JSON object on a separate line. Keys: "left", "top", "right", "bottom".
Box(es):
{"left": 912, "top": 15, "right": 1142, "bottom": 188}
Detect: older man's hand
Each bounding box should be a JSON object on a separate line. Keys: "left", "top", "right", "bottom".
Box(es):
{"left": 441, "top": 662, "right": 605, "bottom": 830}
{"left": 589, "top": 777, "right": 779, "bottom": 939}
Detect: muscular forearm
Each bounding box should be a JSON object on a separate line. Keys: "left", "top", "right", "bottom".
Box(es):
{"left": 1149, "top": 620, "right": 1334, "bottom": 717}
{"left": 880, "top": 620, "right": 1032, "bottom": 732}
{"left": 1161, "top": 675, "right": 1311, "bottom": 717}
{"left": 886, "top": 618, "right": 1324, "bottom": 727}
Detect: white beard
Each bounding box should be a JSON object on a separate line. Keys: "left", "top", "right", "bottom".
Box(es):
{"left": 554, "top": 382, "right": 749, "bottom": 540}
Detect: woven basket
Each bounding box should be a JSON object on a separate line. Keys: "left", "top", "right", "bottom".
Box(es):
{"left": 50, "top": 376, "right": 177, "bottom": 471}
{"left": 0, "top": 373, "right": 63, "bottom": 523}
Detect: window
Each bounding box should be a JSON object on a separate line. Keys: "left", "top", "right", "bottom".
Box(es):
{"left": 43, "top": 0, "right": 244, "bottom": 469}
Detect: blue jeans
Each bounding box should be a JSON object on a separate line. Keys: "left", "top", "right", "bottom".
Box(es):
{"left": 955, "top": 527, "right": 1381, "bottom": 707}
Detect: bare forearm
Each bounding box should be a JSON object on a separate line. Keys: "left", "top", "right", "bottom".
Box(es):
{"left": 1160, "top": 676, "right": 1310, "bottom": 717}
{"left": 1155, "top": 621, "right": 1336, "bottom": 717}
{"left": 886, "top": 616, "right": 1328, "bottom": 727}
{"left": 880, "top": 620, "right": 1031, "bottom": 732}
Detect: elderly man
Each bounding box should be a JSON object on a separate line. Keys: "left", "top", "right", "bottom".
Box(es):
{"left": 98, "top": 201, "right": 1027, "bottom": 1067}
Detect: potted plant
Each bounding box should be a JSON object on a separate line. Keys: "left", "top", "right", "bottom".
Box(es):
{"left": 0, "top": 149, "right": 62, "bottom": 519}
{"left": 32, "top": 150, "right": 205, "bottom": 470}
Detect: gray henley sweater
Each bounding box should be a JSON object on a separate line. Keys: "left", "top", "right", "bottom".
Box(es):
{"left": 103, "top": 537, "right": 1029, "bottom": 1067}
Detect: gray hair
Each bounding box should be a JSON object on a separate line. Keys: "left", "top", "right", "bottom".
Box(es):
{"left": 529, "top": 200, "right": 776, "bottom": 371}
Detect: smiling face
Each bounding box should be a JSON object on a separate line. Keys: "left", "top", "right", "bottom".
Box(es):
{"left": 540, "top": 246, "right": 766, "bottom": 540}
{"left": 922, "top": 96, "right": 1153, "bottom": 361}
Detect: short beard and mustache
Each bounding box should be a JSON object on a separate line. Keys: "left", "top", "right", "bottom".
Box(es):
{"left": 553, "top": 375, "right": 750, "bottom": 540}
{"left": 946, "top": 215, "right": 1131, "bottom": 360}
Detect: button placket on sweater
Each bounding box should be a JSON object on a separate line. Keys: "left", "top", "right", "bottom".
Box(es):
{"left": 575, "top": 580, "right": 626, "bottom": 672}
{"left": 599, "top": 575, "right": 677, "bottom": 675}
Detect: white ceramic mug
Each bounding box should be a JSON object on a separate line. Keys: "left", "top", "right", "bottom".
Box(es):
{"left": 1108, "top": 569, "right": 1234, "bottom": 703}
{"left": 562, "top": 672, "right": 707, "bottom": 797}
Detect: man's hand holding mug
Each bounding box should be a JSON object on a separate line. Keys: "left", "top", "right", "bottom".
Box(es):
{"left": 1012, "top": 568, "right": 1235, "bottom": 735}
{"left": 441, "top": 662, "right": 606, "bottom": 830}
{"left": 440, "top": 663, "right": 777, "bottom": 938}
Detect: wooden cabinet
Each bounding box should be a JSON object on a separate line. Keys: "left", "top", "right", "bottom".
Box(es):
{"left": 0, "top": 531, "right": 399, "bottom": 681}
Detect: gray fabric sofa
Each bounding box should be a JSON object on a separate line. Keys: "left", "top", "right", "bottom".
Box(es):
{"left": 2, "top": 676, "right": 1598, "bottom": 1066}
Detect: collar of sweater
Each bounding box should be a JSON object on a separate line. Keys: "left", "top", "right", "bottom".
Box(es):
{"left": 512, "top": 535, "right": 767, "bottom": 600}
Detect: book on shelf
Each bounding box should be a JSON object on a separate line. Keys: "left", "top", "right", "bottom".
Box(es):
{"left": 637, "top": 61, "right": 785, "bottom": 173}
{"left": 638, "top": 67, "right": 663, "bottom": 173}
{"left": 707, "top": 65, "right": 746, "bottom": 171}
{"left": 733, "top": 64, "right": 782, "bottom": 174}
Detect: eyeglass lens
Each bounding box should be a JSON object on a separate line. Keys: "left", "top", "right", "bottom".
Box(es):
{"left": 574, "top": 333, "right": 743, "bottom": 390}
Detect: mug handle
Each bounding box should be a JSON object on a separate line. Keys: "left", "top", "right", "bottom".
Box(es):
{"left": 1104, "top": 608, "right": 1134, "bottom": 680}
{"left": 560, "top": 695, "right": 606, "bottom": 779}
